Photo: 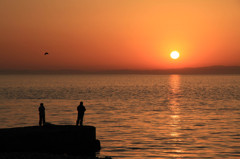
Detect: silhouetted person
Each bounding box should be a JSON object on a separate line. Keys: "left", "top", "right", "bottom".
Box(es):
{"left": 76, "top": 101, "right": 86, "bottom": 126}
{"left": 39, "top": 103, "right": 45, "bottom": 126}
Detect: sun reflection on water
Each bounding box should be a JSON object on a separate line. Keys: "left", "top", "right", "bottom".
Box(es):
{"left": 168, "top": 75, "right": 183, "bottom": 158}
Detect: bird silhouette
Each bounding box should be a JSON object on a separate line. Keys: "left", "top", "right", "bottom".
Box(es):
{"left": 44, "top": 52, "right": 49, "bottom": 55}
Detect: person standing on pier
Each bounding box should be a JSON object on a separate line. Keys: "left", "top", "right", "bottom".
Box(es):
{"left": 39, "top": 103, "right": 45, "bottom": 126}
{"left": 76, "top": 101, "right": 86, "bottom": 126}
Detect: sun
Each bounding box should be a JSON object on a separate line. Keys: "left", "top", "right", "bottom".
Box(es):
{"left": 170, "top": 51, "right": 180, "bottom": 59}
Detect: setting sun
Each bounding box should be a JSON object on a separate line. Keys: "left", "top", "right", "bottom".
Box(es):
{"left": 170, "top": 51, "right": 180, "bottom": 60}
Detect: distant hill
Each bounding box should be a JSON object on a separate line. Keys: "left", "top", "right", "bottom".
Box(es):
{"left": 93, "top": 65, "right": 240, "bottom": 74}
{"left": 149, "top": 65, "right": 240, "bottom": 75}
{"left": 1, "top": 66, "right": 240, "bottom": 75}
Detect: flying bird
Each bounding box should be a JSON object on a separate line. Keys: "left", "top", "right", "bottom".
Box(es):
{"left": 44, "top": 52, "right": 49, "bottom": 55}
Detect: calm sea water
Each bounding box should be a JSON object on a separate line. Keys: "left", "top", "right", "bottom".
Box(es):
{"left": 0, "top": 74, "right": 240, "bottom": 158}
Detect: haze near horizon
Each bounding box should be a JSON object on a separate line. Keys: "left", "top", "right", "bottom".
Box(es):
{"left": 0, "top": 0, "right": 240, "bottom": 71}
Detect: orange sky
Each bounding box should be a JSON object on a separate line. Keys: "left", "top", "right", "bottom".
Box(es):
{"left": 0, "top": 0, "right": 240, "bottom": 70}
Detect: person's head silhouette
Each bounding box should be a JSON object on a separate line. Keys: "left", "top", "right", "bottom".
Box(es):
{"left": 40, "top": 103, "right": 44, "bottom": 106}
{"left": 80, "top": 101, "right": 83, "bottom": 106}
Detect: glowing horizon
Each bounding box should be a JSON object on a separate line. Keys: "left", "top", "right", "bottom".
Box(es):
{"left": 0, "top": 0, "right": 240, "bottom": 71}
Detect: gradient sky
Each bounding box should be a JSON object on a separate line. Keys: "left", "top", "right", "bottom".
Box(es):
{"left": 1, "top": 0, "right": 240, "bottom": 70}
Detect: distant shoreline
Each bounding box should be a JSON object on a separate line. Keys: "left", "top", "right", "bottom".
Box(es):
{"left": 1, "top": 66, "right": 240, "bottom": 75}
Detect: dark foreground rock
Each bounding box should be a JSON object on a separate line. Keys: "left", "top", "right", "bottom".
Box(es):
{"left": 0, "top": 125, "right": 101, "bottom": 155}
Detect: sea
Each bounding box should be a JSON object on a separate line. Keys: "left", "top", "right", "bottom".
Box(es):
{"left": 0, "top": 74, "right": 240, "bottom": 158}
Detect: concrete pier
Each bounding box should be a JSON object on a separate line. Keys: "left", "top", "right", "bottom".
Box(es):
{"left": 0, "top": 125, "right": 101, "bottom": 154}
